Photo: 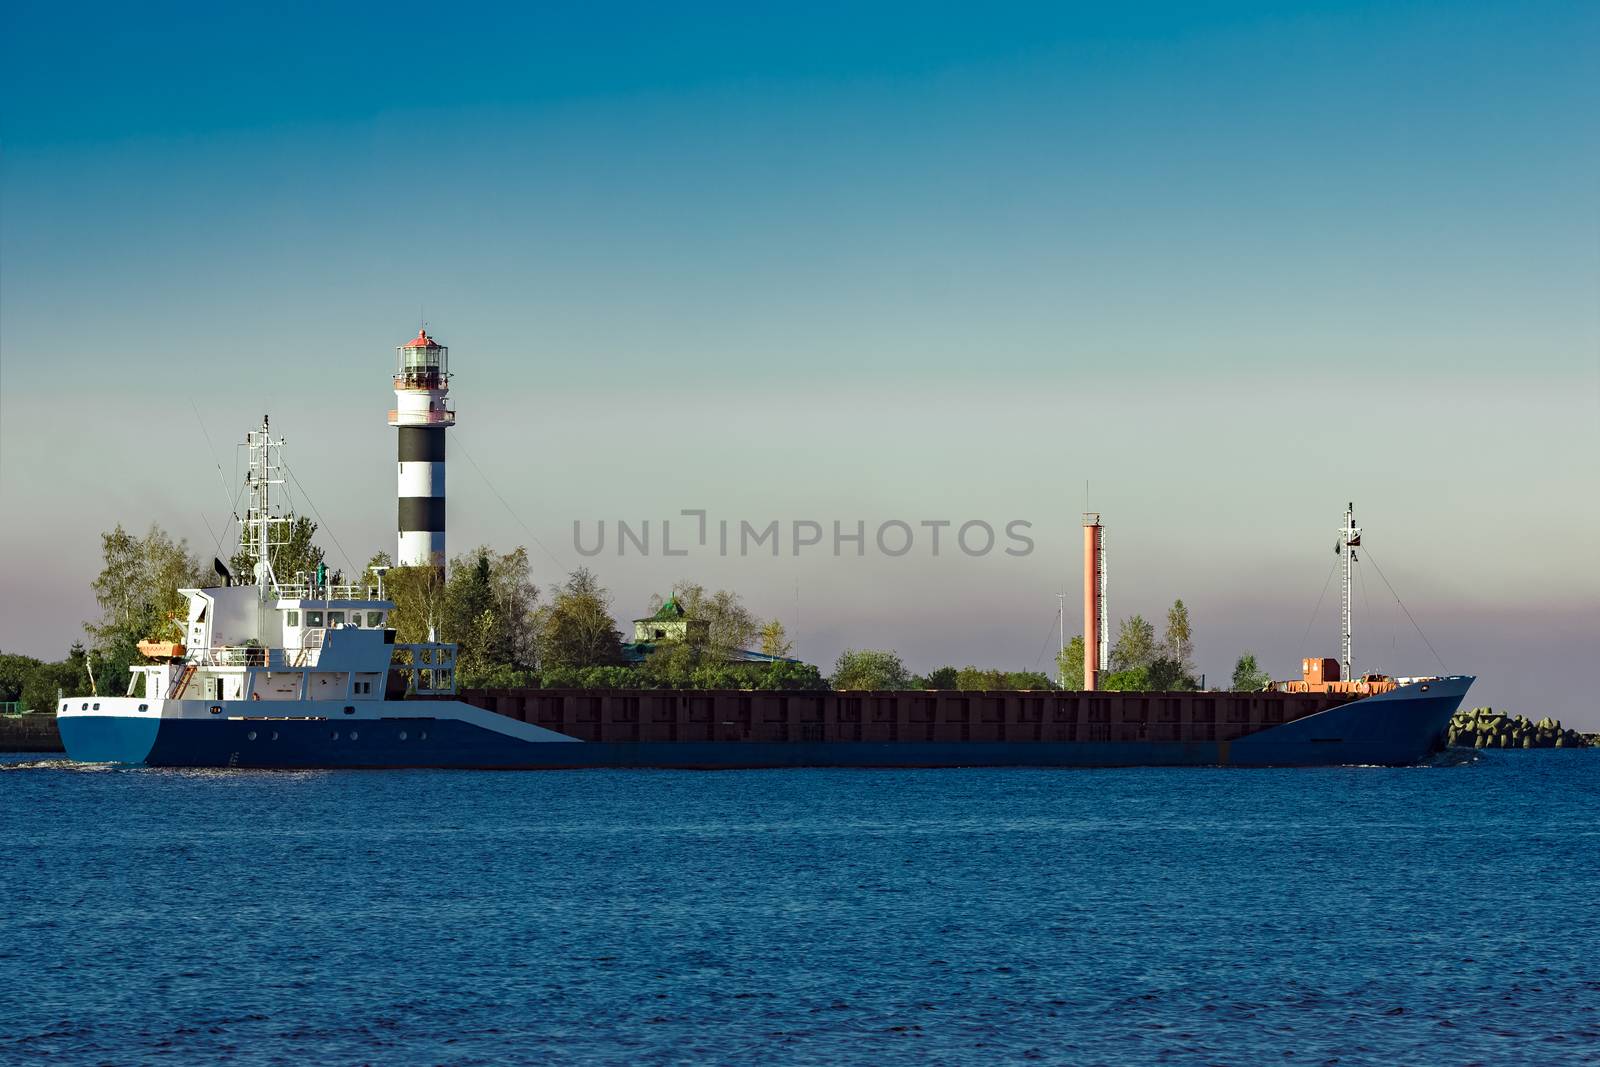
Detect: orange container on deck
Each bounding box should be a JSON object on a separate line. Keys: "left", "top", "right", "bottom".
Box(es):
{"left": 1302, "top": 657, "right": 1340, "bottom": 684}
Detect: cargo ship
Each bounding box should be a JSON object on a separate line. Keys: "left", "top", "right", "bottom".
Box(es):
{"left": 54, "top": 433, "right": 1471, "bottom": 769}
{"left": 56, "top": 334, "right": 1471, "bottom": 769}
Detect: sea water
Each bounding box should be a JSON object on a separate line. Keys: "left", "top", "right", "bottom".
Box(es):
{"left": 1, "top": 751, "right": 1596, "bottom": 1065}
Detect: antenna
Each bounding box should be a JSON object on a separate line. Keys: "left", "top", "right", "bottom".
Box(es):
{"left": 1055, "top": 591, "right": 1066, "bottom": 684}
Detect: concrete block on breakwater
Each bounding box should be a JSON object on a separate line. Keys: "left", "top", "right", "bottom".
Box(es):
{"left": 1447, "top": 707, "right": 1597, "bottom": 750}
{"left": 0, "top": 714, "right": 63, "bottom": 752}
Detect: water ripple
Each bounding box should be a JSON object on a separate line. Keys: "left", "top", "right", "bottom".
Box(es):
{"left": 0, "top": 750, "right": 1595, "bottom": 1064}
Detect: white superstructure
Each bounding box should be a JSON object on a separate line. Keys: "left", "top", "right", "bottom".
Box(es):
{"left": 85, "top": 415, "right": 457, "bottom": 710}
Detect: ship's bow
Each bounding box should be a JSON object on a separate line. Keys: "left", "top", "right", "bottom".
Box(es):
{"left": 1233, "top": 676, "right": 1474, "bottom": 766}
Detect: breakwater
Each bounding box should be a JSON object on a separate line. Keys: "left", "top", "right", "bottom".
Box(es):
{"left": 0, "top": 714, "right": 62, "bottom": 752}
{"left": 1448, "top": 707, "right": 1597, "bottom": 749}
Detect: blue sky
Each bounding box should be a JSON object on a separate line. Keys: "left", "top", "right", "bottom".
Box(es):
{"left": 3, "top": 2, "right": 1597, "bottom": 721}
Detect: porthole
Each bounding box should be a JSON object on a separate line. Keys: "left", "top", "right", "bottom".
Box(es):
{"left": 92, "top": 702, "right": 100, "bottom": 711}
{"left": 81, "top": 702, "right": 89, "bottom": 711}
{"left": 343, "top": 706, "right": 355, "bottom": 715}
{"left": 246, "top": 731, "right": 257, "bottom": 741}
{"left": 420, "top": 730, "right": 428, "bottom": 741}
{"left": 349, "top": 730, "right": 359, "bottom": 741}
{"left": 209, "top": 705, "right": 223, "bottom": 715}
{"left": 398, "top": 731, "right": 408, "bottom": 741}
{"left": 138, "top": 703, "right": 149, "bottom": 712}
{"left": 330, "top": 730, "right": 339, "bottom": 740}
{"left": 271, "top": 731, "right": 279, "bottom": 741}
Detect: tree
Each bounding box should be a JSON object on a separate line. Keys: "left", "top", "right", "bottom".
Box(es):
{"left": 232, "top": 515, "right": 326, "bottom": 587}
{"left": 630, "top": 651, "right": 826, "bottom": 692}
{"left": 830, "top": 649, "right": 912, "bottom": 690}
{"left": 757, "top": 619, "right": 793, "bottom": 659}
{"left": 381, "top": 558, "right": 448, "bottom": 643}
{"left": 638, "top": 641, "right": 703, "bottom": 687}
{"left": 0, "top": 652, "right": 41, "bottom": 704}
{"left": 1163, "top": 599, "right": 1193, "bottom": 668}
{"left": 754, "top": 661, "right": 827, "bottom": 691}
{"left": 1056, "top": 635, "right": 1085, "bottom": 690}
{"left": 924, "top": 666, "right": 961, "bottom": 690}
{"left": 88, "top": 524, "right": 202, "bottom": 648}
{"left": 442, "top": 546, "right": 541, "bottom": 687}
{"left": 536, "top": 568, "right": 624, "bottom": 669}
{"left": 1004, "top": 671, "right": 1055, "bottom": 690}
{"left": 1146, "top": 657, "right": 1199, "bottom": 692}
{"left": 1110, "top": 615, "right": 1158, "bottom": 672}
{"left": 86, "top": 524, "right": 203, "bottom": 696}
{"left": 1231, "top": 653, "right": 1273, "bottom": 692}
{"left": 1100, "top": 667, "right": 1151, "bottom": 692}
{"left": 21, "top": 644, "right": 93, "bottom": 711}
{"left": 953, "top": 666, "right": 1005, "bottom": 691}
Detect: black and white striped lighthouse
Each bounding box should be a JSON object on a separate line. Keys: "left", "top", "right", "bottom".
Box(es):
{"left": 389, "top": 328, "right": 456, "bottom": 569}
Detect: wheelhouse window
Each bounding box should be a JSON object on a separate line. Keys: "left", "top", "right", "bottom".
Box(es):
{"left": 328, "top": 611, "right": 346, "bottom": 627}
{"left": 306, "top": 610, "right": 324, "bottom": 627}
{"left": 366, "top": 611, "right": 384, "bottom": 628}
{"left": 286, "top": 610, "right": 300, "bottom": 626}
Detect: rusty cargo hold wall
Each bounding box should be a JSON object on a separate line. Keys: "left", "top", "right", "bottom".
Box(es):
{"left": 454, "top": 689, "right": 1360, "bottom": 746}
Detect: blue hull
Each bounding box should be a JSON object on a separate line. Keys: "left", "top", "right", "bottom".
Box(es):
{"left": 58, "top": 681, "right": 1470, "bottom": 769}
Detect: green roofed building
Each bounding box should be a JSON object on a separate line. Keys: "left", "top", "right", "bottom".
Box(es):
{"left": 631, "top": 595, "right": 710, "bottom": 645}
{"left": 622, "top": 593, "right": 801, "bottom": 666}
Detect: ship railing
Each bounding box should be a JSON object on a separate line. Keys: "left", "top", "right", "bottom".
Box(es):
{"left": 274, "top": 581, "right": 383, "bottom": 601}
{"left": 192, "top": 645, "right": 271, "bottom": 668}
{"left": 392, "top": 642, "right": 457, "bottom": 696}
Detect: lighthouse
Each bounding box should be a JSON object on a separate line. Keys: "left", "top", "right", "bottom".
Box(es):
{"left": 389, "top": 328, "right": 456, "bottom": 570}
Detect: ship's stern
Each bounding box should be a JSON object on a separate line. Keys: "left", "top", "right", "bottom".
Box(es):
{"left": 56, "top": 698, "right": 162, "bottom": 764}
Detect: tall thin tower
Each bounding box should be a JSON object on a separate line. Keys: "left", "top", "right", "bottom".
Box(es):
{"left": 389, "top": 328, "right": 456, "bottom": 570}
{"left": 1082, "top": 514, "right": 1107, "bottom": 691}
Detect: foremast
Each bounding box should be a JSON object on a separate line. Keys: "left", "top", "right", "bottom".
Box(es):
{"left": 1337, "top": 502, "right": 1361, "bottom": 680}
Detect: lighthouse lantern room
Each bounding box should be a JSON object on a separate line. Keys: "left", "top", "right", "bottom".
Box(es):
{"left": 388, "top": 328, "right": 456, "bottom": 570}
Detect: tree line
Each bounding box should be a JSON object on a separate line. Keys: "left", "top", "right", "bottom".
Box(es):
{"left": 0, "top": 520, "right": 829, "bottom": 706}
{"left": 1043, "top": 604, "right": 1280, "bottom": 697}
{"left": 0, "top": 520, "right": 1281, "bottom": 709}
{"left": 1044, "top": 599, "right": 1275, "bottom": 693}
